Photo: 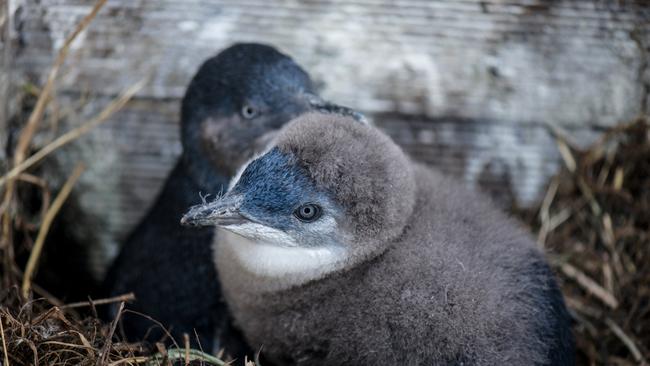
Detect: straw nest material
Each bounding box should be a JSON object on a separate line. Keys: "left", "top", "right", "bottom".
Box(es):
{"left": 0, "top": 1, "right": 249, "bottom": 363}
{"left": 0, "top": 285, "right": 235, "bottom": 365}
{"left": 517, "top": 117, "right": 649, "bottom": 366}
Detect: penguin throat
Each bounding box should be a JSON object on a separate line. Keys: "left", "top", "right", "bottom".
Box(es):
{"left": 216, "top": 226, "right": 347, "bottom": 286}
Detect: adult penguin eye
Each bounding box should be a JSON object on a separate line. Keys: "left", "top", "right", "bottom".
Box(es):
{"left": 241, "top": 104, "right": 258, "bottom": 119}
{"left": 294, "top": 203, "right": 322, "bottom": 222}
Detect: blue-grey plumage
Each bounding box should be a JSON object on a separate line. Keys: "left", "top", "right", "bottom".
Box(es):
{"left": 104, "top": 43, "right": 361, "bottom": 354}
{"left": 182, "top": 113, "right": 575, "bottom": 365}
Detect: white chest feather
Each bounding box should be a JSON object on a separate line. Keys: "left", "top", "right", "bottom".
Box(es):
{"left": 215, "top": 224, "right": 347, "bottom": 285}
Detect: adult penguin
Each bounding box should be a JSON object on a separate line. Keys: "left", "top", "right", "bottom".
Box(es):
{"left": 105, "top": 43, "right": 360, "bottom": 354}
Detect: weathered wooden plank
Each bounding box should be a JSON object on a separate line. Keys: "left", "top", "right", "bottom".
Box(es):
{"left": 0, "top": 0, "right": 9, "bottom": 164}
{"left": 13, "top": 1, "right": 648, "bottom": 124}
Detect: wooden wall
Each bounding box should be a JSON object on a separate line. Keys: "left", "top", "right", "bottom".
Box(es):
{"left": 1, "top": 0, "right": 9, "bottom": 163}
{"left": 4, "top": 0, "right": 649, "bottom": 277}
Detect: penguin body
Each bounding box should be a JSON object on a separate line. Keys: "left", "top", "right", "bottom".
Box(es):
{"left": 182, "top": 113, "right": 575, "bottom": 365}
{"left": 106, "top": 159, "right": 231, "bottom": 349}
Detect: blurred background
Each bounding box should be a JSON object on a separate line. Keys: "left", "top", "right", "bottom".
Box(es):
{"left": 1, "top": 1, "right": 649, "bottom": 365}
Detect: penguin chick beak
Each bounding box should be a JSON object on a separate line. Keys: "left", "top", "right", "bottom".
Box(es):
{"left": 180, "top": 194, "right": 247, "bottom": 227}
{"left": 303, "top": 93, "right": 369, "bottom": 125}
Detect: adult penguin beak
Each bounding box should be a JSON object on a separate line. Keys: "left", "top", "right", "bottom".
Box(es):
{"left": 303, "top": 92, "right": 369, "bottom": 125}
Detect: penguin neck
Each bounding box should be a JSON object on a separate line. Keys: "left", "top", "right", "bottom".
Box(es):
{"left": 215, "top": 228, "right": 352, "bottom": 292}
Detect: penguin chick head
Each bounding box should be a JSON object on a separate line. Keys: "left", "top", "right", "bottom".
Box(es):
{"left": 181, "top": 43, "right": 363, "bottom": 179}
{"left": 182, "top": 113, "right": 416, "bottom": 279}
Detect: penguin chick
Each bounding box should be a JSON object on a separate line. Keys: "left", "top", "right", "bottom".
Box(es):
{"left": 181, "top": 113, "right": 575, "bottom": 365}
{"left": 104, "top": 43, "right": 360, "bottom": 352}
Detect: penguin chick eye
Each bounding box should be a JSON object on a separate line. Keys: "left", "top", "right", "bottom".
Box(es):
{"left": 241, "top": 104, "right": 258, "bottom": 119}
{"left": 294, "top": 203, "right": 322, "bottom": 222}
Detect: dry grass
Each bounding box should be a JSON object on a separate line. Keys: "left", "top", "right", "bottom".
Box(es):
{"left": 517, "top": 117, "right": 650, "bottom": 366}
{"left": 0, "top": 1, "right": 231, "bottom": 364}
{"left": 0, "top": 287, "right": 227, "bottom": 365}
